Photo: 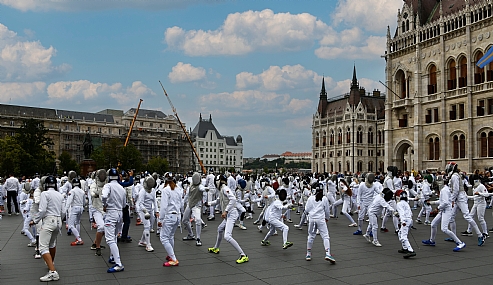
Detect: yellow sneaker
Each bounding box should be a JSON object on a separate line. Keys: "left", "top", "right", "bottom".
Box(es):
{"left": 236, "top": 255, "right": 249, "bottom": 264}
{"left": 208, "top": 247, "right": 220, "bottom": 254}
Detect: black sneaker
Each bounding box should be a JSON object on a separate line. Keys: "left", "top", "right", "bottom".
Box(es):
{"left": 91, "top": 243, "right": 97, "bottom": 250}
{"left": 403, "top": 251, "right": 416, "bottom": 259}
{"left": 95, "top": 248, "right": 102, "bottom": 256}
{"left": 461, "top": 231, "right": 473, "bottom": 236}
{"left": 398, "top": 248, "right": 409, "bottom": 254}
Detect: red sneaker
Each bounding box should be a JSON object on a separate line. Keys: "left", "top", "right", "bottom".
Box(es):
{"left": 71, "top": 240, "right": 84, "bottom": 246}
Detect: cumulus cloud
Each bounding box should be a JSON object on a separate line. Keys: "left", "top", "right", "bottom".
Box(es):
{"left": 168, "top": 62, "right": 206, "bottom": 83}
{"left": 0, "top": 81, "right": 45, "bottom": 101}
{"left": 315, "top": 36, "right": 385, "bottom": 60}
{"left": 327, "top": 78, "right": 382, "bottom": 98}
{"left": 236, "top": 64, "right": 324, "bottom": 91}
{"left": 0, "top": 23, "right": 69, "bottom": 81}
{"left": 165, "top": 9, "right": 332, "bottom": 56}
{"left": 109, "top": 81, "right": 156, "bottom": 104}
{"left": 332, "top": 0, "right": 401, "bottom": 32}
{"left": 0, "top": 0, "right": 213, "bottom": 12}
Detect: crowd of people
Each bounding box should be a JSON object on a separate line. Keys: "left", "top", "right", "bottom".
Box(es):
{"left": 1, "top": 162, "right": 493, "bottom": 282}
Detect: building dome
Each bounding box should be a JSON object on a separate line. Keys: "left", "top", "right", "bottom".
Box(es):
{"left": 236, "top": 135, "right": 243, "bottom": 143}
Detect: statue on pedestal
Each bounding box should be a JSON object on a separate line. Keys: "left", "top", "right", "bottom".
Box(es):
{"left": 83, "top": 132, "right": 94, "bottom": 159}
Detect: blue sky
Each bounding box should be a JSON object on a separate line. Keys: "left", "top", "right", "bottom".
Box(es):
{"left": 0, "top": 0, "right": 403, "bottom": 157}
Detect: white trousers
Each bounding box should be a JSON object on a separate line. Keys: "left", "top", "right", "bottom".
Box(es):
{"left": 452, "top": 200, "right": 481, "bottom": 236}
{"left": 182, "top": 205, "right": 202, "bottom": 239}
{"left": 467, "top": 202, "right": 487, "bottom": 234}
{"left": 429, "top": 208, "right": 461, "bottom": 243}
{"left": 68, "top": 206, "right": 83, "bottom": 239}
{"left": 398, "top": 218, "right": 413, "bottom": 252}
{"left": 104, "top": 210, "right": 123, "bottom": 266}
{"left": 214, "top": 210, "right": 245, "bottom": 255}
{"left": 160, "top": 213, "right": 180, "bottom": 260}
{"left": 307, "top": 218, "right": 331, "bottom": 254}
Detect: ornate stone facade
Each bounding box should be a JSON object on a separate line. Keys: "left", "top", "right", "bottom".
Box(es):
{"left": 385, "top": 0, "right": 493, "bottom": 173}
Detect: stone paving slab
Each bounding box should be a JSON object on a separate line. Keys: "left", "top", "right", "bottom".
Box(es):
{"left": 1, "top": 205, "right": 492, "bottom": 284}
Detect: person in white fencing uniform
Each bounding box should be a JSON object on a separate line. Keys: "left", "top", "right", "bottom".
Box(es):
{"left": 207, "top": 174, "right": 249, "bottom": 264}
{"left": 422, "top": 174, "right": 467, "bottom": 251}
{"left": 66, "top": 178, "right": 85, "bottom": 246}
{"left": 102, "top": 168, "right": 126, "bottom": 273}
{"left": 326, "top": 175, "right": 337, "bottom": 217}
{"left": 349, "top": 177, "right": 360, "bottom": 214}
{"left": 158, "top": 173, "right": 182, "bottom": 267}
{"left": 260, "top": 188, "right": 293, "bottom": 249}
{"left": 381, "top": 166, "right": 399, "bottom": 233}
{"left": 394, "top": 190, "right": 416, "bottom": 258}
{"left": 305, "top": 182, "right": 335, "bottom": 263}
{"left": 447, "top": 162, "right": 485, "bottom": 246}
{"left": 416, "top": 178, "right": 433, "bottom": 225}
{"left": 60, "top": 171, "right": 76, "bottom": 235}
{"left": 353, "top": 173, "right": 379, "bottom": 235}
{"left": 363, "top": 188, "right": 394, "bottom": 247}
{"left": 294, "top": 179, "right": 312, "bottom": 230}
{"left": 31, "top": 176, "right": 46, "bottom": 259}
{"left": 205, "top": 168, "right": 216, "bottom": 221}
{"left": 136, "top": 176, "right": 158, "bottom": 252}
{"left": 182, "top": 172, "right": 207, "bottom": 246}
{"left": 464, "top": 179, "right": 492, "bottom": 237}
{"left": 332, "top": 179, "right": 356, "bottom": 227}
{"left": 20, "top": 182, "right": 36, "bottom": 247}
{"left": 254, "top": 178, "right": 275, "bottom": 232}
{"left": 31, "top": 176, "right": 64, "bottom": 282}
{"left": 90, "top": 169, "right": 107, "bottom": 256}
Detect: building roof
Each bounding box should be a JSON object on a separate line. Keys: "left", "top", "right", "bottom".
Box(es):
{"left": 126, "top": 108, "right": 167, "bottom": 119}
{"left": 97, "top": 109, "right": 124, "bottom": 117}
{"left": 0, "top": 104, "right": 57, "bottom": 118}
{"left": 224, "top": 136, "right": 238, "bottom": 146}
{"left": 404, "top": 0, "right": 480, "bottom": 26}
{"left": 57, "top": 109, "right": 114, "bottom": 123}
{"left": 280, "top": 151, "right": 311, "bottom": 157}
{"left": 261, "top": 154, "right": 280, "bottom": 159}
{"left": 192, "top": 114, "right": 222, "bottom": 139}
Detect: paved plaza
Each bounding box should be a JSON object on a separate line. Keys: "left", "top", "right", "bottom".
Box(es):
{"left": 1, "top": 207, "right": 492, "bottom": 284}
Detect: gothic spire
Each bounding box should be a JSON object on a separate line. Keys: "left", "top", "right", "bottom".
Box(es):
{"left": 319, "top": 77, "right": 327, "bottom": 99}
{"left": 351, "top": 64, "right": 358, "bottom": 90}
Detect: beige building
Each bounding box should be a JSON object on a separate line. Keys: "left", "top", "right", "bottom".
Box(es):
{"left": 312, "top": 68, "right": 386, "bottom": 174}
{"left": 0, "top": 104, "right": 191, "bottom": 173}
{"left": 385, "top": 0, "right": 493, "bottom": 173}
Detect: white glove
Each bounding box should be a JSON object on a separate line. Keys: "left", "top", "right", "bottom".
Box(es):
{"left": 204, "top": 187, "right": 209, "bottom": 192}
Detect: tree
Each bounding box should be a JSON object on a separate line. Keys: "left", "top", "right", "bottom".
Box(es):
{"left": 91, "top": 138, "right": 143, "bottom": 171}
{"left": 58, "top": 151, "right": 79, "bottom": 175}
{"left": 146, "top": 156, "right": 169, "bottom": 174}
{"left": 0, "top": 136, "right": 24, "bottom": 176}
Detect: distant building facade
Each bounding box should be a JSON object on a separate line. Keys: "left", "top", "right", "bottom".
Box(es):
{"left": 280, "top": 151, "right": 312, "bottom": 164}
{"left": 190, "top": 114, "right": 243, "bottom": 173}
{"left": 0, "top": 104, "right": 191, "bottom": 173}
{"left": 312, "top": 67, "right": 386, "bottom": 174}
{"left": 385, "top": 0, "right": 493, "bottom": 173}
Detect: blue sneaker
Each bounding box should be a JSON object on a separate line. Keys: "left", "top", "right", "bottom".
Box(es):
{"left": 108, "top": 257, "right": 115, "bottom": 264}
{"left": 478, "top": 236, "right": 485, "bottom": 246}
{"left": 353, "top": 230, "right": 362, "bottom": 235}
{"left": 444, "top": 237, "right": 454, "bottom": 242}
{"left": 453, "top": 242, "right": 466, "bottom": 252}
{"left": 422, "top": 239, "right": 436, "bottom": 246}
{"left": 107, "top": 264, "right": 124, "bottom": 273}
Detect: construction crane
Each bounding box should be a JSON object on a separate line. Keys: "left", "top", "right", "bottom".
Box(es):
{"left": 159, "top": 81, "right": 206, "bottom": 174}
{"left": 125, "top": 99, "right": 143, "bottom": 147}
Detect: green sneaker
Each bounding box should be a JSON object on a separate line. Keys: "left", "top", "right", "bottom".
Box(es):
{"left": 208, "top": 247, "right": 220, "bottom": 254}
{"left": 236, "top": 255, "right": 249, "bottom": 264}
{"left": 283, "top": 241, "right": 293, "bottom": 249}
{"left": 261, "top": 240, "right": 270, "bottom": 246}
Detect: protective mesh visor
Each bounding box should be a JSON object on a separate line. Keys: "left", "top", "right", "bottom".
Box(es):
{"left": 144, "top": 176, "right": 155, "bottom": 191}
{"left": 367, "top": 173, "right": 375, "bottom": 184}
{"left": 68, "top": 170, "right": 77, "bottom": 181}
{"left": 96, "top": 169, "right": 107, "bottom": 183}
{"left": 23, "top": 182, "right": 31, "bottom": 192}
{"left": 192, "top": 173, "right": 201, "bottom": 185}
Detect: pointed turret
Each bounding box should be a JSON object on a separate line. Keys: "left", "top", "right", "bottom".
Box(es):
{"left": 320, "top": 77, "right": 327, "bottom": 99}
{"left": 349, "top": 65, "right": 360, "bottom": 106}
{"left": 199, "top": 113, "right": 202, "bottom": 121}
{"left": 209, "top": 114, "right": 212, "bottom": 122}
{"left": 351, "top": 64, "right": 359, "bottom": 91}
{"left": 317, "top": 77, "right": 328, "bottom": 118}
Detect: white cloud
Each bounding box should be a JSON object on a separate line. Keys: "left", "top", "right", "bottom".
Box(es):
{"left": 0, "top": 0, "right": 212, "bottom": 12}
{"left": 0, "top": 23, "right": 69, "bottom": 81}
{"left": 284, "top": 98, "right": 313, "bottom": 114}
{"left": 164, "top": 9, "right": 331, "bottom": 56}
{"left": 168, "top": 62, "right": 206, "bottom": 83}
{"left": 332, "top": 0, "right": 401, "bottom": 32}
{"left": 0, "top": 81, "right": 45, "bottom": 101}
{"left": 109, "top": 81, "right": 156, "bottom": 104}
{"left": 327, "top": 78, "right": 382, "bottom": 98}
{"left": 236, "top": 64, "right": 324, "bottom": 91}
{"left": 315, "top": 36, "right": 385, "bottom": 60}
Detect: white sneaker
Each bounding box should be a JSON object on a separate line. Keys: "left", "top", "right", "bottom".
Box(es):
{"left": 372, "top": 240, "right": 382, "bottom": 247}
{"left": 138, "top": 241, "right": 147, "bottom": 247}
{"left": 150, "top": 229, "right": 155, "bottom": 233}
{"left": 146, "top": 245, "right": 154, "bottom": 252}
{"left": 239, "top": 224, "right": 247, "bottom": 230}
{"left": 363, "top": 234, "right": 372, "bottom": 243}
{"left": 40, "top": 271, "right": 59, "bottom": 282}
{"left": 27, "top": 241, "right": 37, "bottom": 247}
{"left": 348, "top": 223, "right": 357, "bottom": 227}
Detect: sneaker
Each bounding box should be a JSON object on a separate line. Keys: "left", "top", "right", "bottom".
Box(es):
{"left": 123, "top": 236, "right": 132, "bottom": 243}
{"left": 424, "top": 221, "right": 431, "bottom": 226}
{"left": 70, "top": 240, "right": 84, "bottom": 246}
{"left": 380, "top": 228, "right": 389, "bottom": 233}
{"left": 239, "top": 224, "right": 247, "bottom": 230}
{"left": 286, "top": 219, "right": 293, "bottom": 223}
{"left": 325, "top": 253, "right": 336, "bottom": 264}
{"left": 15, "top": 212, "right": 19, "bottom": 216}
{"left": 403, "top": 251, "right": 416, "bottom": 259}
{"left": 306, "top": 253, "right": 312, "bottom": 261}
{"left": 207, "top": 216, "right": 215, "bottom": 221}
{"left": 165, "top": 255, "right": 172, "bottom": 261}
{"left": 294, "top": 224, "right": 302, "bottom": 230}
{"left": 21, "top": 230, "right": 25, "bottom": 235}
{"left": 353, "top": 230, "right": 362, "bottom": 235}
{"left": 261, "top": 240, "right": 270, "bottom": 246}
{"left": 490, "top": 228, "right": 493, "bottom": 233}
{"left": 363, "top": 234, "right": 372, "bottom": 243}
{"left": 138, "top": 241, "right": 147, "bottom": 247}
{"left": 108, "top": 257, "right": 116, "bottom": 264}
{"left": 273, "top": 230, "right": 278, "bottom": 236}
{"left": 34, "top": 251, "right": 42, "bottom": 259}
{"left": 91, "top": 243, "right": 97, "bottom": 250}
{"left": 27, "top": 241, "right": 37, "bottom": 247}
{"left": 253, "top": 220, "right": 259, "bottom": 225}
{"left": 40, "top": 270, "right": 59, "bottom": 282}
{"left": 415, "top": 219, "right": 422, "bottom": 224}
{"left": 164, "top": 259, "right": 179, "bottom": 267}
{"left": 398, "top": 248, "right": 409, "bottom": 254}
{"left": 150, "top": 229, "right": 155, "bottom": 233}
{"left": 95, "top": 248, "right": 102, "bottom": 256}
{"left": 483, "top": 233, "right": 490, "bottom": 239}
{"left": 461, "top": 231, "right": 473, "bottom": 236}
{"left": 146, "top": 245, "right": 154, "bottom": 252}
{"left": 196, "top": 239, "right": 202, "bottom": 246}
{"left": 283, "top": 241, "right": 294, "bottom": 249}
{"left": 348, "top": 223, "right": 357, "bottom": 227}
{"left": 236, "top": 255, "right": 249, "bottom": 264}
{"left": 478, "top": 236, "right": 485, "bottom": 246}
{"left": 257, "top": 225, "right": 263, "bottom": 233}
{"left": 183, "top": 235, "right": 195, "bottom": 241}
{"left": 208, "top": 247, "right": 220, "bottom": 254}
{"left": 372, "top": 240, "right": 382, "bottom": 247}
{"left": 107, "top": 264, "right": 124, "bottom": 273}
{"left": 422, "top": 239, "right": 436, "bottom": 246}
{"left": 453, "top": 242, "right": 466, "bottom": 252}
{"left": 215, "top": 210, "right": 220, "bottom": 214}
{"left": 67, "top": 230, "right": 72, "bottom": 236}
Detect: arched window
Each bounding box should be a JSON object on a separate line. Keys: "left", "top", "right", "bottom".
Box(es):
{"left": 346, "top": 161, "right": 350, "bottom": 172}
{"left": 428, "top": 64, "right": 437, "bottom": 94}
{"left": 377, "top": 130, "right": 382, "bottom": 144}
{"left": 338, "top": 161, "right": 341, "bottom": 173}
{"left": 368, "top": 161, "right": 373, "bottom": 172}
{"left": 428, "top": 137, "right": 440, "bottom": 160}
{"left": 330, "top": 129, "right": 334, "bottom": 146}
{"left": 368, "top": 128, "right": 374, "bottom": 144}
{"left": 323, "top": 163, "right": 326, "bottom": 173}
{"left": 322, "top": 131, "right": 327, "bottom": 147}
{"left": 475, "top": 51, "right": 485, "bottom": 84}
{"left": 480, "top": 131, "right": 493, "bottom": 157}
{"left": 357, "top": 161, "right": 363, "bottom": 172}
{"left": 379, "top": 161, "right": 384, "bottom": 172}
{"left": 434, "top": 137, "right": 440, "bottom": 160}
{"left": 346, "top": 128, "right": 351, "bottom": 144}
{"left": 396, "top": 70, "right": 407, "bottom": 98}
{"left": 459, "top": 57, "right": 467, "bottom": 88}
{"left": 448, "top": 59, "right": 457, "bottom": 90}
{"left": 330, "top": 162, "right": 334, "bottom": 173}
{"left": 315, "top": 132, "right": 319, "bottom": 147}
{"left": 338, "top": 129, "right": 342, "bottom": 145}
{"left": 315, "top": 163, "right": 318, "bottom": 173}
{"left": 357, "top": 127, "right": 363, "bottom": 143}
{"left": 453, "top": 134, "right": 466, "bottom": 158}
